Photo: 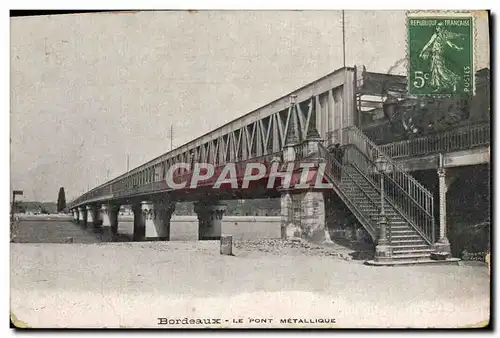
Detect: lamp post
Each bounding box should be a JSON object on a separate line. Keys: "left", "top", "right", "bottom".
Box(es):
{"left": 374, "top": 155, "right": 391, "bottom": 261}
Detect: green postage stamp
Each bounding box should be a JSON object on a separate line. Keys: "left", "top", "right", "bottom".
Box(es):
{"left": 407, "top": 12, "right": 474, "bottom": 96}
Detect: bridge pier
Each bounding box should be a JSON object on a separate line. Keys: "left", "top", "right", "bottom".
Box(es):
{"left": 101, "top": 204, "right": 121, "bottom": 240}
{"left": 141, "top": 201, "right": 176, "bottom": 240}
{"left": 101, "top": 205, "right": 111, "bottom": 227}
{"left": 280, "top": 190, "right": 293, "bottom": 239}
{"left": 91, "top": 205, "right": 103, "bottom": 228}
{"left": 280, "top": 189, "right": 326, "bottom": 243}
{"left": 298, "top": 190, "right": 326, "bottom": 242}
{"left": 85, "top": 205, "right": 102, "bottom": 228}
{"left": 72, "top": 209, "right": 79, "bottom": 223}
{"left": 86, "top": 205, "right": 94, "bottom": 227}
{"left": 78, "top": 206, "right": 87, "bottom": 226}
{"left": 131, "top": 203, "right": 145, "bottom": 241}
{"left": 194, "top": 201, "right": 227, "bottom": 240}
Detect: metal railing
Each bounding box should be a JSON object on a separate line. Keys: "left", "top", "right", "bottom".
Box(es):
{"left": 318, "top": 143, "right": 379, "bottom": 238}
{"left": 293, "top": 143, "right": 309, "bottom": 160}
{"left": 345, "top": 145, "right": 433, "bottom": 244}
{"left": 379, "top": 122, "right": 490, "bottom": 159}
{"left": 341, "top": 126, "right": 435, "bottom": 244}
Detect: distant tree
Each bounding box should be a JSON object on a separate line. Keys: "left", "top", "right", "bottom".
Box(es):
{"left": 57, "top": 187, "right": 66, "bottom": 213}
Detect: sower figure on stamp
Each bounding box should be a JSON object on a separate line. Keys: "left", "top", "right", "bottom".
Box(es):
{"left": 419, "top": 21, "right": 466, "bottom": 93}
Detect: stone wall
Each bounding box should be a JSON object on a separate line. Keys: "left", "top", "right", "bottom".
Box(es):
{"left": 324, "top": 191, "right": 356, "bottom": 239}
{"left": 446, "top": 165, "right": 490, "bottom": 257}
{"left": 411, "top": 165, "right": 490, "bottom": 257}
{"left": 114, "top": 215, "right": 282, "bottom": 241}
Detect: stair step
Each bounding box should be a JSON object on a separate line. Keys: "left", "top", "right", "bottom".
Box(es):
{"left": 391, "top": 239, "right": 427, "bottom": 244}
{"left": 369, "top": 215, "right": 401, "bottom": 220}
{"left": 392, "top": 249, "right": 434, "bottom": 255}
{"left": 350, "top": 200, "right": 377, "bottom": 204}
{"left": 371, "top": 218, "right": 402, "bottom": 222}
{"left": 349, "top": 193, "right": 379, "bottom": 198}
{"left": 390, "top": 253, "right": 432, "bottom": 261}
{"left": 392, "top": 244, "right": 430, "bottom": 250}
{"left": 370, "top": 213, "right": 400, "bottom": 217}
{"left": 391, "top": 236, "right": 422, "bottom": 241}
{"left": 364, "top": 209, "right": 397, "bottom": 213}
{"left": 343, "top": 181, "right": 371, "bottom": 185}
{"left": 346, "top": 189, "right": 376, "bottom": 193}
{"left": 390, "top": 231, "right": 418, "bottom": 236}
{"left": 373, "top": 215, "right": 402, "bottom": 221}
{"left": 359, "top": 207, "right": 396, "bottom": 213}
{"left": 349, "top": 195, "right": 380, "bottom": 200}
{"left": 352, "top": 203, "right": 379, "bottom": 208}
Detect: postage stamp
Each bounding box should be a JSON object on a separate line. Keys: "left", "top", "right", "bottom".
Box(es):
{"left": 407, "top": 12, "right": 474, "bottom": 96}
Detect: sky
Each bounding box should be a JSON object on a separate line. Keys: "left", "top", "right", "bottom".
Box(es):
{"left": 10, "top": 10, "right": 490, "bottom": 202}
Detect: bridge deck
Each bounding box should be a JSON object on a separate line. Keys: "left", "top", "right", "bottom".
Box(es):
{"left": 394, "top": 146, "right": 489, "bottom": 172}
{"left": 379, "top": 121, "right": 490, "bottom": 171}
{"left": 69, "top": 66, "right": 358, "bottom": 208}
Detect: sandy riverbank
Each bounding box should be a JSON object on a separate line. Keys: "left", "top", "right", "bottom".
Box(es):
{"left": 10, "top": 242, "right": 490, "bottom": 328}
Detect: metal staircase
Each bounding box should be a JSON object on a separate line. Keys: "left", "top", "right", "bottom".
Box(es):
{"left": 318, "top": 126, "right": 437, "bottom": 262}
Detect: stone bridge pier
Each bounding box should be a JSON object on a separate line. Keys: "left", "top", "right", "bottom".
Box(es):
{"left": 101, "top": 204, "right": 121, "bottom": 240}
{"left": 131, "top": 202, "right": 144, "bottom": 241}
{"left": 130, "top": 200, "right": 176, "bottom": 241}
{"left": 194, "top": 201, "right": 227, "bottom": 240}
{"left": 86, "top": 205, "right": 94, "bottom": 227}
{"left": 277, "top": 97, "right": 327, "bottom": 243}
{"left": 141, "top": 201, "right": 176, "bottom": 240}
{"left": 78, "top": 206, "right": 87, "bottom": 226}
{"left": 84, "top": 205, "right": 102, "bottom": 229}
{"left": 72, "top": 209, "right": 80, "bottom": 223}
{"left": 280, "top": 188, "right": 327, "bottom": 243}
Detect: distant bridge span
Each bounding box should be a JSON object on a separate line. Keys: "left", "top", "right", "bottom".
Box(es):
{"left": 69, "top": 67, "right": 357, "bottom": 208}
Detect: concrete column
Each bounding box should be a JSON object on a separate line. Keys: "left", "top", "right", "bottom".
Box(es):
{"left": 91, "top": 205, "right": 103, "bottom": 228}
{"left": 86, "top": 205, "right": 94, "bottom": 225}
{"left": 141, "top": 201, "right": 176, "bottom": 240}
{"left": 194, "top": 201, "right": 227, "bottom": 240}
{"left": 132, "top": 202, "right": 145, "bottom": 241}
{"left": 280, "top": 190, "right": 300, "bottom": 239}
{"left": 106, "top": 204, "right": 120, "bottom": 240}
{"left": 78, "top": 206, "right": 87, "bottom": 226}
{"left": 101, "top": 205, "right": 111, "bottom": 227}
{"left": 434, "top": 168, "right": 451, "bottom": 253}
{"left": 73, "top": 209, "right": 79, "bottom": 223}
{"left": 298, "top": 190, "right": 326, "bottom": 242}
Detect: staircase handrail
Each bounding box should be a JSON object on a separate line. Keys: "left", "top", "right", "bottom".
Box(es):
{"left": 345, "top": 145, "right": 434, "bottom": 244}
{"left": 318, "top": 143, "right": 379, "bottom": 237}
{"left": 341, "top": 126, "right": 435, "bottom": 244}
{"left": 343, "top": 126, "right": 434, "bottom": 196}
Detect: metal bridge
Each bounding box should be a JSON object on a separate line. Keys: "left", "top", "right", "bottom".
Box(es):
{"left": 67, "top": 65, "right": 490, "bottom": 265}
